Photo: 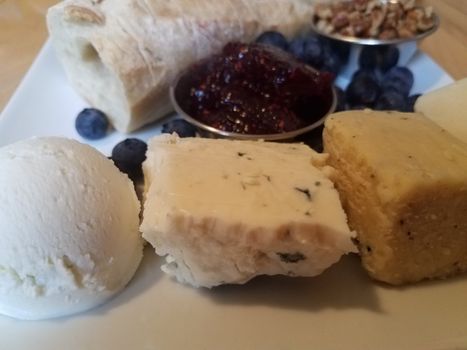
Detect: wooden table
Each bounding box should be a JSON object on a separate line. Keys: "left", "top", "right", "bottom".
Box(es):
{"left": 1, "top": 0, "right": 467, "bottom": 112}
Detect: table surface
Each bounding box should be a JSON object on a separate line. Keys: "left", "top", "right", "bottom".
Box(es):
{"left": 1, "top": 0, "right": 467, "bottom": 113}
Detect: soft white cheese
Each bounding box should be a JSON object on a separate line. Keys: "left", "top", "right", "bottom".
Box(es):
{"left": 415, "top": 78, "right": 467, "bottom": 144}
{"left": 0, "top": 137, "right": 143, "bottom": 320}
{"left": 141, "top": 134, "right": 355, "bottom": 288}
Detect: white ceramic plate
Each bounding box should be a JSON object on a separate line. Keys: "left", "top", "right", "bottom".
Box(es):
{"left": 1, "top": 41, "right": 466, "bottom": 350}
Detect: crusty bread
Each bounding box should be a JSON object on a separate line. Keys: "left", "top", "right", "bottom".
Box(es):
{"left": 47, "top": 0, "right": 315, "bottom": 132}
{"left": 140, "top": 134, "right": 356, "bottom": 288}
{"left": 324, "top": 110, "right": 467, "bottom": 285}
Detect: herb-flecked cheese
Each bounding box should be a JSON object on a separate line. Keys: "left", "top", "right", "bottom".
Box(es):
{"left": 140, "top": 134, "right": 356, "bottom": 288}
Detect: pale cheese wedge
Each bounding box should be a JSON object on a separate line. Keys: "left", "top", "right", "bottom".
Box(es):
{"left": 140, "top": 134, "right": 356, "bottom": 288}
{"left": 415, "top": 78, "right": 467, "bottom": 144}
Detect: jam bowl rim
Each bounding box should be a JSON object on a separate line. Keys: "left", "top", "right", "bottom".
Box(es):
{"left": 169, "top": 63, "right": 337, "bottom": 141}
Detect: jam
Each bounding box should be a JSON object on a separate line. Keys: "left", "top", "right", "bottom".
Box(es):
{"left": 175, "top": 42, "right": 334, "bottom": 135}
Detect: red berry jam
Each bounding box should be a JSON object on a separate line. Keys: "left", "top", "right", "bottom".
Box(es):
{"left": 174, "top": 42, "right": 334, "bottom": 135}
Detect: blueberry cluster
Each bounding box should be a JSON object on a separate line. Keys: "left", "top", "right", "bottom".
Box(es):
{"left": 256, "top": 31, "right": 349, "bottom": 76}
{"left": 341, "top": 46, "right": 420, "bottom": 112}
{"left": 254, "top": 31, "right": 423, "bottom": 152}
{"left": 256, "top": 31, "right": 421, "bottom": 113}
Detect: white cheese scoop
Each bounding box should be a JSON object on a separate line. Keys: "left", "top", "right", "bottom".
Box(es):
{"left": 0, "top": 137, "right": 143, "bottom": 320}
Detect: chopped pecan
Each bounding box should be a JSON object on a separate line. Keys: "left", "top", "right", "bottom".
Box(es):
{"left": 312, "top": 0, "right": 436, "bottom": 40}
{"left": 417, "top": 16, "right": 435, "bottom": 31}
{"left": 332, "top": 11, "right": 350, "bottom": 30}
{"left": 407, "top": 8, "right": 425, "bottom": 21}
{"left": 316, "top": 19, "right": 334, "bottom": 34}
{"left": 64, "top": 5, "right": 105, "bottom": 25}
{"left": 379, "top": 28, "right": 398, "bottom": 40}
{"left": 424, "top": 6, "right": 434, "bottom": 18}
{"left": 402, "top": 0, "right": 416, "bottom": 11}
{"left": 369, "top": 6, "right": 387, "bottom": 37}
{"left": 353, "top": 18, "right": 372, "bottom": 36}
{"left": 314, "top": 3, "right": 333, "bottom": 19}
{"left": 397, "top": 17, "right": 418, "bottom": 38}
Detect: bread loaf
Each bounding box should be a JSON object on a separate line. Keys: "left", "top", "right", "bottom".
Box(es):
{"left": 47, "top": 0, "right": 315, "bottom": 132}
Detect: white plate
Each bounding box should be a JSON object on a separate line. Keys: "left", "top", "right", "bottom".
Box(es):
{"left": 1, "top": 41, "right": 467, "bottom": 350}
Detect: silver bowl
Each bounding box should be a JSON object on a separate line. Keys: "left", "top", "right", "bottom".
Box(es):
{"left": 169, "top": 67, "right": 337, "bottom": 141}
{"left": 311, "top": 11, "right": 440, "bottom": 47}
{"left": 310, "top": 4, "right": 440, "bottom": 79}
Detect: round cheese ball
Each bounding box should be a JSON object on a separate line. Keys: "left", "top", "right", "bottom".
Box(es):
{"left": 0, "top": 137, "right": 143, "bottom": 320}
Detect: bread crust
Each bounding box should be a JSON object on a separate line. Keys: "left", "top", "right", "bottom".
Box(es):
{"left": 47, "top": 0, "right": 315, "bottom": 132}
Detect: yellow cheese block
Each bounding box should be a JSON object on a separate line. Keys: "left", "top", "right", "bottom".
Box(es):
{"left": 323, "top": 110, "right": 467, "bottom": 285}
{"left": 415, "top": 78, "right": 467, "bottom": 144}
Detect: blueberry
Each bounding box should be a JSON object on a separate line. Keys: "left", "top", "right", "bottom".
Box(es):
{"left": 327, "top": 39, "right": 351, "bottom": 65}
{"left": 288, "top": 35, "right": 323, "bottom": 68}
{"left": 111, "top": 138, "right": 147, "bottom": 180}
{"left": 352, "top": 69, "right": 380, "bottom": 84}
{"left": 374, "top": 90, "right": 407, "bottom": 111}
{"left": 161, "top": 119, "right": 197, "bottom": 137}
{"left": 359, "top": 45, "right": 399, "bottom": 72}
{"left": 255, "top": 31, "right": 289, "bottom": 51}
{"left": 404, "top": 93, "right": 422, "bottom": 112}
{"left": 382, "top": 66, "right": 414, "bottom": 96}
{"left": 75, "top": 108, "right": 109, "bottom": 140}
{"left": 334, "top": 86, "right": 346, "bottom": 112}
{"left": 379, "top": 45, "right": 399, "bottom": 72}
{"left": 358, "top": 46, "right": 380, "bottom": 70}
{"left": 321, "top": 46, "right": 342, "bottom": 76}
{"left": 346, "top": 74, "right": 380, "bottom": 107}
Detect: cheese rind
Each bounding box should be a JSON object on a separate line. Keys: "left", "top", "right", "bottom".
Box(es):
{"left": 415, "top": 78, "right": 467, "bottom": 144}
{"left": 323, "top": 110, "right": 467, "bottom": 285}
{"left": 141, "top": 134, "right": 355, "bottom": 288}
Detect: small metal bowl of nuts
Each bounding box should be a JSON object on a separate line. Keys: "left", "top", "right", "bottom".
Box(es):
{"left": 311, "top": 0, "right": 439, "bottom": 77}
